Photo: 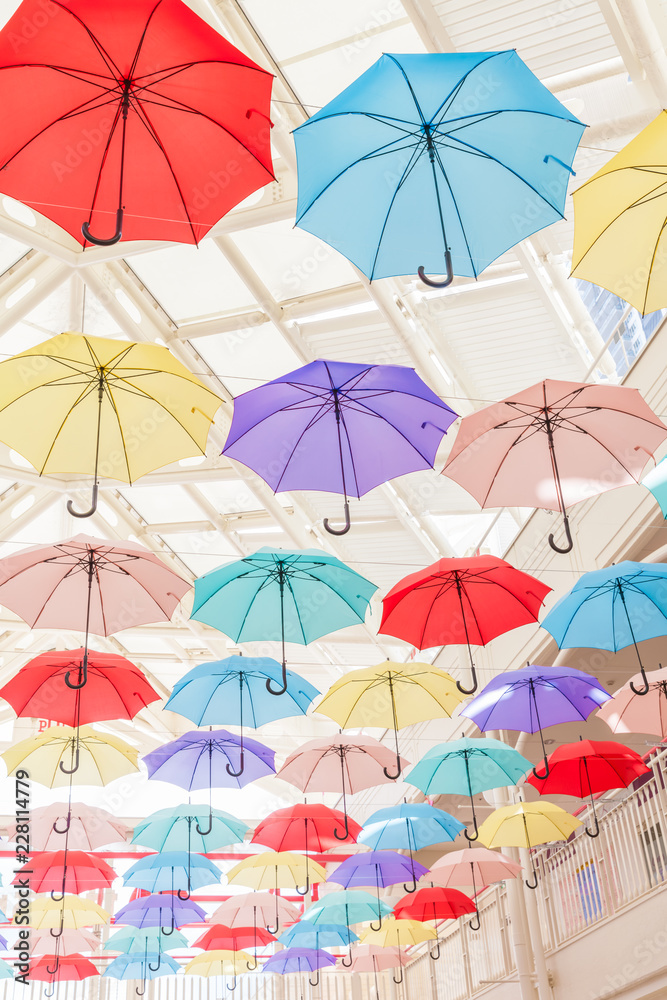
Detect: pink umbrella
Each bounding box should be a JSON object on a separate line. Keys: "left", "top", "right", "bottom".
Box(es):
{"left": 423, "top": 848, "right": 522, "bottom": 931}
{"left": 29, "top": 928, "right": 100, "bottom": 956}
{"left": 210, "top": 892, "right": 300, "bottom": 935}
{"left": 597, "top": 669, "right": 667, "bottom": 737}
{"left": 277, "top": 734, "right": 409, "bottom": 840}
{"left": 6, "top": 802, "right": 131, "bottom": 850}
{"left": 345, "top": 945, "right": 409, "bottom": 971}
{"left": 442, "top": 379, "right": 667, "bottom": 553}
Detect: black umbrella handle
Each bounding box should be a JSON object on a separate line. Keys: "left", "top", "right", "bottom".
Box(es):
{"left": 418, "top": 250, "right": 454, "bottom": 289}
{"left": 82, "top": 208, "right": 124, "bottom": 247}
{"left": 548, "top": 513, "right": 574, "bottom": 554}
{"left": 324, "top": 498, "right": 351, "bottom": 535}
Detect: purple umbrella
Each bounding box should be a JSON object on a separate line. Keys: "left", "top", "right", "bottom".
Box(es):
{"left": 142, "top": 729, "right": 275, "bottom": 836}
{"left": 460, "top": 664, "right": 612, "bottom": 780}
{"left": 263, "top": 948, "right": 337, "bottom": 986}
{"left": 223, "top": 359, "right": 457, "bottom": 534}
{"left": 327, "top": 851, "right": 429, "bottom": 929}
{"left": 114, "top": 893, "right": 207, "bottom": 940}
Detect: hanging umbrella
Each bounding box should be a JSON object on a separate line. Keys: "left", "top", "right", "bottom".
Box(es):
{"left": 105, "top": 927, "right": 188, "bottom": 954}
{"left": 293, "top": 52, "right": 584, "bottom": 285}
{"left": 571, "top": 112, "right": 667, "bottom": 314}
{"left": 0, "top": 0, "right": 274, "bottom": 247}
{"left": 597, "top": 667, "right": 667, "bottom": 737}
{"left": 210, "top": 892, "right": 300, "bottom": 938}
{"left": 192, "top": 924, "right": 276, "bottom": 971}
{"left": 0, "top": 535, "right": 189, "bottom": 689}
{"left": 31, "top": 928, "right": 101, "bottom": 956}
{"left": 2, "top": 724, "right": 139, "bottom": 787}
{"left": 103, "top": 951, "right": 181, "bottom": 990}
{"left": 0, "top": 963, "right": 12, "bottom": 980}
{"left": 442, "top": 380, "right": 666, "bottom": 553}
{"left": 226, "top": 852, "right": 328, "bottom": 930}
{"left": 393, "top": 887, "right": 477, "bottom": 960}
{"left": 302, "top": 890, "right": 393, "bottom": 928}
{"left": 541, "top": 561, "right": 667, "bottom": 696}
{"left": 379, "top": 555, "right": 551, "bottom": 693}
{"left": 190, "top": 550, "right": 376, "bottom": 691}
{"left": 315, "top": 660, "right": 465, "bottom": 778}
{"left": 642, "top": 457, "right": 667, "bottom": 517}
{"left": 525, "top": 738, "right": 650, "bottom": 837}
{"left": 460, "top": 663, "right": 612, "bottom": 778}
{"left": 132, "top": 805, "right": 248, "bottom": 854}
{"left": 263, "top": 947, "right": 337, "bottom": 987}
{"left": 327, "top": 851, "right": 429, "bottom": 928}
{"left": 251, "top": 804, "right": 362, "bottom": 864}
{"left": 0, "top": 334, "right": 222, "bottom": 517}
{"left": 405, "top": 737, "right": 532, "bottom": 842}
{"left": 278, "top": 734, "right": 408, "bottom": 841}
{"left": 346, "top": 944, "right": 409, "bottom": 995}
{"left": 14, "top": 850, "right": 116, "bottom": 899}
{"left": 122, "top": 851, "right": 223, "bottom": 896}
{"left": 165, "top": 652, "right": 319, "bottom": 736}
{"left": 6, "top": 802, "right": 130, "bottom": 850}
{"left": 360, "top": 917, "right": 436, "bottom": 981}
{"left": 223, "top": 361, "right": 457, "bottom": 534}
{"left": 425, "top": 848, "right": 523, "bottom": 932}
{"left": 0, "top": 648, "right": 160, "bottom": 726}
{"left": 28, "top": 953, "right": 99, "bottom": 990}
{"left": 143, "top": 729, "right": 274, "bottom": 834}
{"left": 358, "top": 802, "right": 465, "bottom": 852}
{"left": 185, "top": 950, "right": 253, "bottom": 991}
{"left": 114, "top": 893, "right": 206, "bottom": 936}
{"left": 278, "top": 922, "right": 359, "bottom": 950}
{"left": 19, "top": 896, "right": 110, "bottom": 932}
{"left": 478, "top": 801, "right": 582, "bottom": 889}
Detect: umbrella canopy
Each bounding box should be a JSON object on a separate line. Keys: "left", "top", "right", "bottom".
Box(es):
{"left": 14, "top": 850, "right": 116, "bottom": 896}
{"left": 642, "top": 457, "right": 667, "bottom": 517}
{"left": 277, "top": 734, "right": 409, "bottom": 841}
{"left": 478, "top": 802, "right": 582, "bottom": 888}
{"left": 315, "top": 660, "right": 465, "bottom": 779}
{"left": 405, "top": 737, "right": 532, "bottom": 841}
{"left": 185, "top": 950, "right": 253, "bottom": 977}
{"left": 328, "top": 851, "right": 429, "bottom": 900}
{"left": 28, "top": 953, "right": 99, "bottom": 983}
{"left": 0, "top": 963, "right": 12, "bottom": 980}
{"left": 103, "top": 952, "right": 181, "bottom": 981}
{"left": 226, "top": 851, "right": 327, "bottom": 893}
{"left": 21, "top": 896, "right": 110, "bottom": 931}
{"left": 192, "top": 924, "right": 276, "bottom": 952}
{"left": 122, "top": 852, "right": 223, "bottom": 894}
{"left": 293, "top": 51, "right": 584, "bottom": 284}
{"left": 278, "top": 922, "right": 359, "bottom": 950}
{"left": 0, "top": 648, "right": 160, "bottom": 727}
{"left": 393, "top": 886, "right": 476, "bottom": 922}
{"left": 30, "top": 928, "right": 100, "bottom": 957}
{"left": 460, "top": 663, "right": 612, "bottom": 777}
{"left": 263, "top": 947, "right": 337, "bottom": 984}
{"left": 525, "top": 739, "right": 650, "bottom": 837}
{"left": 252, "top": 803, "right": 362, "bottom": 853}
{"left": 571, "top": 112, "right": 667, "bottom": 314}
{"left": 302, "top": 890, "right": 393, "bottom": 927}
{"left": 223, "top": 361, "right": 457, "bottom": 534}
{"left": 132, "top": 805, "right": 248, "bottom": 854}
{"left": 0, "top": 0, "right": 274, "bottom": 247}
{"left": 6, "top": 802, "right": 130, "bottom": 851}
{"left": 442, "top": 380, "right": 666, "bottom": 553}
{"left": 541, "top": 561, "right": 667, "bottom": 695}
{"left": 346, "top": 945, "right": 409, "bottom": 972}
{"left": 104, "top": 927, "right": 188, "bottom": 954}
{"left": 360, "top": 917, "right": 437, "bottom": 949}
{"left": 191, "top": 549, "right": 376, "bottom": 690}
{"left": 210, "top": 892, "right": 299, "bottom": 934}
{"left": 114, "top": 893, "right": 206, "bottom": 932}
{"left": 359, "top": 802, "right": 465, "bottom": 852}
{"left": 597, "top": 669, "right": 667, "bottom": 737}
{"left": 379, "top": 555, "right": 551, "bottom": 694}
{"left": 425, "top": 847, "right": 522, "bottom": 932}
{"left": 2, "top": 725, "right": 139, "bottom": 788}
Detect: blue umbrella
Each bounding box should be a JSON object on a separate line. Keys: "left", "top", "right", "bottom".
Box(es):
{"left": 131, "top": 805, "right": 248, "bottom": 853}
{"left": 191, "top": 548, "right": 376, "bottom": 693}
{"left": 541, "top": 561, "right": 667, "bottom": 696}
{"left": 642, "top": 457, "right": 667, "bottom": 516}
{"left": 278, "top": 921, "right": 359, "bottom": 950}
{"left": 0, "top": 961, "right": 13, "bottom": 980}
{"left": 122, "top": 851, "right": 223, "bottom": 897}
{"left": 103, "top": 951, "right": 181, "bottom": 988}
{"left": 358, "top": 802, "right": 465, "bottom": 853}
{"left": 293, "top": 51, "right": 584, "bottom": 286}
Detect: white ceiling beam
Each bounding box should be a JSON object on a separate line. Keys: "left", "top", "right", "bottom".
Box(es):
{"left": 604, "top": 0, "right": 667, "bottom": 104}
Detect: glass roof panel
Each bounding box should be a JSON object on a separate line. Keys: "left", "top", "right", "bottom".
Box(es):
{"left": 194, "top": 321, "right": 302, "bottom": 395}
{"left": 119, "top": 484, "right": 207, "bottom": 523}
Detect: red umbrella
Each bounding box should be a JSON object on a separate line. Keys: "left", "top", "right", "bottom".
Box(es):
{"left": 13, "top": 850, "right": 117, "bottom": 898}
{"left": 0, "top": 0, "right": 274, "bottom": 247}
{"left": 393, "top": 886, "right": 475, "bottom": 961}
{"left": 0, "top": 648, "right": 160, "bottom": 727}
{"left": 28, "top": 952, "right": 99, "bottom": 984}
{"left": 379, "top": 555, "right": 551, "bottom": 694}
{"left": 525, "top": 738, "right": 650, "bottom": 838}
{"left": 193, "top": 923, "right": 276, "bottom": 952}
{"left": 251, "top": 804, "right": 362, "bottom": 857}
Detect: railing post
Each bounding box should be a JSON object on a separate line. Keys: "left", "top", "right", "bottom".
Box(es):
{"left": 519, "top": 847, "right": 553, "bottom": 1000}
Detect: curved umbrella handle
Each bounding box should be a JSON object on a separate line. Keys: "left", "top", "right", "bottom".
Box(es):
{"left": 45, "top": 956, "right": 59, "bottom": 976}
{"left": 44, "top": 986, "right": 56, "bottom": 998}
{"left": 135, "top": 985, "right": 146, "bottom": 997}
{"left": 393, "top": 967, "right": 404, "bottom": 984}
{"left": 50, "top": 925, "right": 64, "bottom": 940}
{"left": 429, "top": 940, "right": 441, "bottom": 961}
{"left": 525, "top": 871, "right": 538, "bottom": 890}
{"left": 333, "top": 811, "right": 350, "bottom": 841}
{"left": 177, "top": 888, "right": 190, "bottom": 901}
{"left": 226, "top": 752, "right": 245, "bottom": 779}
{"left": 630, "top": 668, "right": 651, "bottom": 696}
{"left": 148, "top": 956, "right": 161, "bottom": 973}
{"left": 418, "top": 250, "right": 454, "bottom": 289}
{"left": 585, "top": 815, "right": 601, "bottom": 838}
{"left": 59, "top": 742, "right": 80, "bottom": 775}
{"left": 464, "top": 814, "right": 479, "bottom": 843}
{"left": 295, "top": 874, "right": 310, "bottom": 896}
{"left": 52, "top": 814, "right": 71, "bottom": 835}
{"left": 265, "top": 920, "right": 279, "bottom": 935}
{"left": 64, "top": 656, "right": 88, "bottom": 690}
{"left": 82, "top": 208, "right": 124, "bottom": 247}
{"left": 324, "top": 499, "right": 351, "bottom": 536}
{"left": 50, "top": 889, "right": 66, "bottom": 903}
{"left": 308, "top": 970, "right": 320, "bottom": 987}
{"left": 456, "top": 664, "right": 478, "bottom": 696}
{"left": 195, "top": 812, "right": 213, "bottom": 836}
{"left": 383, "top": 756, "right": 402, "bottom": 781}
{"left": 548, "top": 515, "right": 573, "bottom": 554}
{"left": 161, "top": 923, "right": 175, "bottom": 937}
{"left": 532, "top": 758, "right": 550, "bottom": 780}
{"left": 369, "top": 916, "right": 383, "bottom": 932}
{"left": 340, "top": 954, "right": 353, "bottom": 968}
{"left": 227, "top": 975, "right": 238, "bottom": 992}
{"left": 468, "top": 912, "right": 481, "bottom": 932}
{"left": 265, "top": 663, "right": 288, "bottom": 697}
{"left": 402, "top": 876, "right": 418, "bottom": 894}
{"left": 67, "top": 483, "right": 99, "bottom": 519}
{"left": 246, "top": 957, "right": 258, "bottom": 972}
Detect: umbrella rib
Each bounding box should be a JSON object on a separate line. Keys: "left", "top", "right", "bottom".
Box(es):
{"left": 573, "top": 178, "right": 667, "bottom": 269}
{"left": 107, "top": 374, "right": 210, "bottom": 459}
{"left": 428, "top": 52, "right": 502, "bottom": 124}
{"left": 643, "top": 218, "right": 667, "bottom": 315}
{"left": 51, "top": 0, "right": 122, "bottom": 77}
{"left": 272, "top": 403, "right": 335, "bottom": 493}
{"left": 368, "top": 141, "right": 427, "bottom": 280}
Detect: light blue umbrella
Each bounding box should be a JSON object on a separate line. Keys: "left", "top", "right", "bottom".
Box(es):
{"left": 104, "top": 927, "right": 188, "bottom": 954}
{"left": 541, "top": 561, "right": 667, "bottom": 696}
{"left": 103, "top": 951, "right": 181, "bottom": 986}
{"left": 278, "top": 921, "right": 359, "bottom": 950}
{"left": 293, "top": 51, "right": 584, "bottom": 286}
{"left": 122, "top": 851, "right": 223, "bottom": 896}
{"left": 302, "top": 890, "right": 393, "bottom": 927}
{"left": 0, "top": 960, "right": 12, "bottom": 979}
{"left": 131, "top": 805, "right": 248, "bottom": 853}
{"left": 358, "top": 802, "right": 465, "bottom": 851}
{"left": 642, "top": 458, "right": 667, "bottom": 516}
{"left": 405, "top": 737, "right": 532, "bottom": 841}
{"left": 190, "top": 548, "right": 377, "bottom": 694}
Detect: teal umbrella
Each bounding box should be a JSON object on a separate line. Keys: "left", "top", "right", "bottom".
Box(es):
{"left": 104, "top": 927, "right": 188, "bottom": 954}
{"left": 643, "top": 458, "right": 667, "bottom": 516}
{"left": 131, "top": 805, "right": 248, "bottom": 853}
{"left": 302, "top": 890, "right": 392, "bottom": 927}
{"left": 103, "top": 952, "right": 181, "bottom": 991}
{"left": 405, "top": 737, "right": 532, "bottom": 842}
{"left": 190, "top": 547, "right": 377, "bottom": 695}
{"left": 122, "top": 852, "right": 223, "bottom": 897}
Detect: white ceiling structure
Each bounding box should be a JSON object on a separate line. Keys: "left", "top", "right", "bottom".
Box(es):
{"left": 0, "top": 0, "right": 665, "bottom": 899}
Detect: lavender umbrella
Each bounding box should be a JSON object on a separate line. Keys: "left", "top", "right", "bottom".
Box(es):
{"left": 223, "top": 359, "right": 457, "bottom": 534}
{"left": 114, "top": 893, "right": 207, "bottom": 938}
{"left": 263, "top": 947, "right": 337, "bottom": 986}
{"left": 327, "top": 851, "right": 429, "bottom": 929}
{"left": 460, "top": 664, "right": 612, "bottom": 779}
{"left": 143, "top": 729, "right": 275, "bottom": 836}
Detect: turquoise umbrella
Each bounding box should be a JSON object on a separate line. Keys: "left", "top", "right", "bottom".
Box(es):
{"left": 104, "top": 927, "right": 188, "bottom": 954}
{"left": 278, "top": 921, "right": 359, "bottom": 949}
{"left": 405, "top": 737, "right": 532, "bottom": 842}
{"left": 302, "top": 890, "right": 393, "bottom": 927}
{"left": 131, "top": 805, "right": 248, "bottom": 853}
{"left": 0, "top": 961, "right": 12, "bottom": 980}
{"left": 642, "top": 458, "right": 667, "bottom": 516}
{"left": 190, "top": 547, "right": 377, "bottom": 695}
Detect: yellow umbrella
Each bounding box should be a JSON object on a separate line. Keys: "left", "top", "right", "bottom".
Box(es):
{"left": 1, "top": 724, "right": 140, "bottom": 787}
{"left": 360, "top": 916, "right": 436, "bottom": 949}
{"left": 315, "top": 661, "right": 465, "bottom": 779}
{"left": 477, "top": 801, "right": 582, "bottom": 888}
{"left": 18, "top": 895, "right": 110, "bottom": 930}
{"left": 571, "top": 112, "right": 667, "bottom": 315}
{"left": 185, "top": 950, "right": 253, "bottom": 977}
{"left": 0, "top": 332, "right": 222, "bottom": 516}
